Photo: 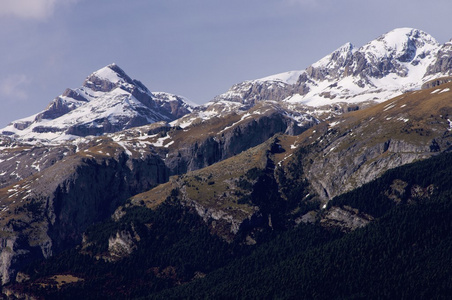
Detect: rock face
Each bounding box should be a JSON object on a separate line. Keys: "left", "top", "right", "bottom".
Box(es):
{"left": 170, "top": 116, "right": 306, "bottom": 173}
{"left": 166, "top": 102, "right": 317, "bottom": 174}
{"left": 107, "top": 229, "right": 140, "bottom": 261}
{"left": 425, "top": 41, "right": 452, "bottom": 76}
{"left": 0, "top": 148, "right": 169, "bottom": 284}
{"left": 320, "top": 206, "right": 374, "bottom": 231}
{"left": 212, "top": 79, "right": 297, "bottom": 106}
{"left": 47, "top": 156, "right": 168, "bottom": 253}
{"left": 305, "top": 135, "right": 430, "bottom": 201}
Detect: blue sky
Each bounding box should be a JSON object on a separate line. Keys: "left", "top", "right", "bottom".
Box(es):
{"left": 1, "top": 0, "right": 452, "bottom": 127}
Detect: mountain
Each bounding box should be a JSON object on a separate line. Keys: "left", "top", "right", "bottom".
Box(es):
{"left": 2, "top": 27, "right": 452, "bottom": 298}
{"left": 207, "top": 28, "right": 449, "bottom": 115}
{"left": 0, "top": 64, "right": 195, "bottom": 144}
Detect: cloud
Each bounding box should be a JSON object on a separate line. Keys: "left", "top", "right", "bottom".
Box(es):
{"left": 0, "top": 74, "right": 31, "bottom": 101}
{"left": 0, "top": 0, "right": 77, "bottom": 20}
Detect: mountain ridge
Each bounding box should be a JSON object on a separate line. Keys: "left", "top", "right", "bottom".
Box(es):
{"left": 210, "top": 28, "right": 445, "bottom": 111}
{"left": 0, "top": 64, "right": 195, "bottom": 144}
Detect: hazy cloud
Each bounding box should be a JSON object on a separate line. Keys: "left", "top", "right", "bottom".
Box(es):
{"left": 0, "top": 74, "right": 31, "bottom": 101}
{"left": 0, "top": 0, "right": 77, "bottom": 20}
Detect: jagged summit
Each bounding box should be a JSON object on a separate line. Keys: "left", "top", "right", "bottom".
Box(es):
{"left": 90, "top": 63, "right": 131, "bottom": 82}
{"left": 83, "top": 63, "right": 145, "bottom": 93}
{"left": 85, "top": 64, "right": 127, "bottom": 91}
{"left": 0, "top": 64, "right": 195, "bottom": 144}
{"left": 308, "top": 28, "right": 438, "bottom": 80}
{"left": 364, "top": 28, "right": 438, "bottom": 58}
{"left": 310, "top": 42, "right": 355, "bottom": 73}
{"left": 212, "top": 27, "right": 447, "bottom": 108}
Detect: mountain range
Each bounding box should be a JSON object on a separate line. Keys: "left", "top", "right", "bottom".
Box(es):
{"left": 2, "top": 27, "right": 452, "bottom": 298}
{"left": 3, "top": 28, "right": 452, "bottom": 143}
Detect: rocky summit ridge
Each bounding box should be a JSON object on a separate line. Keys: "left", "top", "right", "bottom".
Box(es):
{"left": 211, "top": 28, "right": 451, "bottom": 111}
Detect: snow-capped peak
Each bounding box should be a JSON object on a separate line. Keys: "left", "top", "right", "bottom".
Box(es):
{"left": 82, "top": 63, "right": 136, "bottom": 93}
{"left": 212, "top": 27, "right": 450, "bottom": 110}
{"left": 361, "top": 28, "right": 439, "bottom": 62}
{"left": 311, "top": 42, "right": 355, "bottom": 70}
{"left": 1, "top": 64, "right": 195, "bottom": 144}
{"left": 89, "top": 63, "right": 128, "bottom": 85}
{"left": 256, "top": 70, "right": 304, "bottom": 85}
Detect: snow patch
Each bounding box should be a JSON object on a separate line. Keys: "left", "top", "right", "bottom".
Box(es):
{"left": 152, "top": 135, "right": 171, "bottom": 147}
{"left": 383, "top": 104, "right": 396, "bottom": 111}
{"left": 256, "top": 70, "right": 304, "bottom": 85}
{"left": 116, "top": 141, "right": 132, "bottom": 156}
{"left": 165, "top": 141, "right": 175, "bottom": 148}
{"left": 277, "top": 153, "right": 293, "bottom": 167}
{"left": 329, "top": 121, "right": 341, "bottom": 127}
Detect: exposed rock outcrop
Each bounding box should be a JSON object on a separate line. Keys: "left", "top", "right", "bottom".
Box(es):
{"left": 107, "top": 229, "right": 140, "bottom": 260}
{"left": 425, "top": 42, "right": 452, "bottom": 76}
{"left": 421, "top": 76, "right": 452, "bottom": 89}
{"left": 320, "top": 206, "right": 374, "bottom": 231}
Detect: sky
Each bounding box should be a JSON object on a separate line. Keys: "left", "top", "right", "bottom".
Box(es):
{"left": 1, "top": 0, "right": 452, "bottom": 127}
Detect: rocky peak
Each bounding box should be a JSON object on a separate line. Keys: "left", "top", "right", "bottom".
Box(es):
{"left": 306, "top": 28, "right": 439, "bottom": 82}
{"left": 425, "top": 41, "right": 452, "bottom": 76}
{"left": 357, "top": 28, "right": 439, "bottom": 78}
{"left": 83, "top": 63, "right": 134, "bottom": 93}
{"left": 365, "top": 28, "right": 438, "bottom": 60}
{"left": 307, "top": 42, "right": 355, "bottom": 81}
{"left": 0, "top": 64, "right": 196, "bottom": 144}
